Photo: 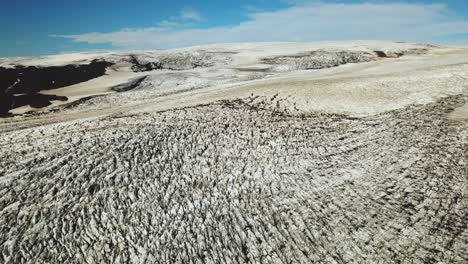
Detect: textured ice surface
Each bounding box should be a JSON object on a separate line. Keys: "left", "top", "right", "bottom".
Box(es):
{"left": 0, "top": 95, "right": 467, "bottom": 263}
{"left": 0, "top": 41, "right": 467, "bottom": 263}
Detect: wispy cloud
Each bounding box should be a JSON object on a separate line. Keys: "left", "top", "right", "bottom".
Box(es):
{"left": 154, "top": 6, "right": 203, "bottom": 28}
{"left": 156, "top": 20, "right": 181, "bottom": 29}
{"left": 52, "top": 2, "right": 468, "bottom": 49}
{"left": 180, "top": 7, "right": 203, "bottom": 22}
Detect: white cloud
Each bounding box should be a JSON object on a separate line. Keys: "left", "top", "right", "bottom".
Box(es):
{"left": 52, "top": 2, "right": 468, "bottom": 49}
{"left": 153, "top": 7, "right": 203, "bottom": 28}
{"left": 157, "top": 20, "right": 181, "bottom": 28}
{"left": 180, "top": 7, "right": 203, "bottom": 22}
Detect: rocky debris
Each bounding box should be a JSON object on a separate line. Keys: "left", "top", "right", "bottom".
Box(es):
{"left": 373, "top": 48, "right": 429, "bottom": 58}
{"left": 127, "top": 51, "right": 234, "bottom": 72}
{"left": 65, "top": 72, "right": 228, "bottom": 111}
{"left": 261, "top": 50, "right": 375, "bottom": 72}
{"left": 61, "top": 95, "right": 105, "bottom": 110}
{"left": 0, "top": 95, "right": 466, "bottom": 263}
{"left": 136, "top": 72, "right": 213, "bottom": 93}
{"left": 398, "top": 48, "right": 429, "bottom": 56}
{"left": 111, "top": 76, "right": 148, "bottom": 92}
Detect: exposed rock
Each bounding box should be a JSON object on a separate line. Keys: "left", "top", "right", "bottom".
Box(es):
{"left": 111, "top": 76, "right": 148, "bottom": 92}
{"left": 0, "top": 60, "right": 112, "bottom": 95}
{"left": 12, "top": 93, "right": 68, "bottom": 108}
{"left": 374, "top": 50, "right": 387, "bottom": 58}
{"left": 0, "top": 60, "right": 112, "bottom": 115}
{"left": 0, "top": 94, "right": 13, "bottom": 117}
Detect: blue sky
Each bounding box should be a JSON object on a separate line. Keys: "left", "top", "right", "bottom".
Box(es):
{"left": 2, "top": 0, "right": 468, "bottom": 57}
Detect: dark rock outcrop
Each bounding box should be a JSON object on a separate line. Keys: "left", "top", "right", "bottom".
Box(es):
{"left": 0, "top": 60, "right": 113, "bottom": 116}
{"left": 0, "top": 60, "right": 112, "bottom": 95}
{"left": 111, "top": 76, "right": 148, "bottom": 92}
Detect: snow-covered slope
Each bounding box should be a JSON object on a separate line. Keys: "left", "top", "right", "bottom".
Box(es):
{"left": 0, "top": 41, "right": 435, "bottom": 117}
{"left": 0, "top": 41, "right": 428, "bottom": 68}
